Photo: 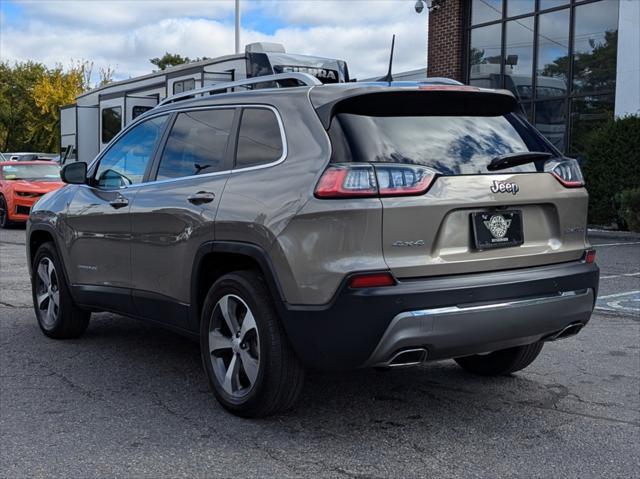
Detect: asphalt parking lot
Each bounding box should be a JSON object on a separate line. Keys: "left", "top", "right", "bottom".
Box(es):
{"left": 1, "top": 227, "right": 638, "bottom": 478}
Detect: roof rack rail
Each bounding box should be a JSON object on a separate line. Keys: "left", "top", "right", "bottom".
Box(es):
{"left": 157, "top": 72, "right": 322, "bottom": 107}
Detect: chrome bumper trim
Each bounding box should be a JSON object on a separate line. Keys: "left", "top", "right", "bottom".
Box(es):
{"left": 365, "top": 289, "right": 594, "bottom": 367}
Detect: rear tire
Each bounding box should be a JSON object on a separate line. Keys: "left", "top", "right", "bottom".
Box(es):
{"left": 0, "top": 195, "right": 12, "bottom": 228}
{"left": 454, "top": 341, "right": 544, "bottom": 376}
{"left": 32, "top": 242, "right": 90, "bottom": 339}
{"left": 200, "top": 271, "right": 304, "bottom": 417}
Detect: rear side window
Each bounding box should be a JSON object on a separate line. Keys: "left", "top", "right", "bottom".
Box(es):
{"left": 329, "top": 113, "right": 555, "bottom": 175}
{"left": 156, "top": 109, "right": 234, "bottom": 180}
{"left": 235, "top": 108, "right": 283, "bottom": 168}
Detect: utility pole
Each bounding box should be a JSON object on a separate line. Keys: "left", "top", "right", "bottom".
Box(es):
{"left": 235, "top": 0, "right": 241, "bottom": 54}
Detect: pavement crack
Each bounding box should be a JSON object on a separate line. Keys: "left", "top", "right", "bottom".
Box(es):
{"left": 149, "top": 392, "right": 203, "bottom": 429}
{"left": 521, "top": 403, "right": 640, "bottom": 427}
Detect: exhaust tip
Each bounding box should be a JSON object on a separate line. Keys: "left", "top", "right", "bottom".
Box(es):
{"left": 385, "top": 348, "right": 428, "bottom": 368}
{"left": 545, "top": 322, "right": 584, "bottom": 342}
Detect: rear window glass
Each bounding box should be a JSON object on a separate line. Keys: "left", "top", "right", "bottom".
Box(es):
{"left": 329, "top": 113, "right": 554, "bottom": 175}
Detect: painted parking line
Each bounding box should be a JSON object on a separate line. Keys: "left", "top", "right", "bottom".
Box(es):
{"left": 595, "top": 290, "right": 640, "bottom": 314}
{"left": 600, "top": 272, "right": 640, "bottom": 279}
{"left": 591, "top": 241, "right": 640, "bottom": 247}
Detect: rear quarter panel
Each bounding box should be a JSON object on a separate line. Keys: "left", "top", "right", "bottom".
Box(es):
{"left": 215, "top": 91, "right": 354, "bottom": 304}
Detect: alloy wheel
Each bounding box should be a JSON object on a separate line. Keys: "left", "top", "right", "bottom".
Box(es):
{"left": 35, "top": 257, "right": 60, "bottom": 328}
{"left": 208, "top": 294, "right": 260, "bottom": 398}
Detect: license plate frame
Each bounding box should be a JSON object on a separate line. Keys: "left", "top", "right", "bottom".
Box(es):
{"left": 471, "top": 210, "right": 524, "bottom": 250}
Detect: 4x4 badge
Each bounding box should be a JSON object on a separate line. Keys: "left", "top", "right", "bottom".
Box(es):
{"left": 490, "top": 180, "right": 519, "bottom": 195}
{"left": 484, "top": 215, "right": 512, "bottom": 239}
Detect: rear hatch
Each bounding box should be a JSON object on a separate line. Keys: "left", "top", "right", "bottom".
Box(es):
{"left": 313, "top": 85, "right": 589, "bottom": 278}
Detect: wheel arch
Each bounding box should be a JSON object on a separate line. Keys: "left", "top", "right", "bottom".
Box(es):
{"left": 190, "top": 241, "right": 287, "bottom": 329}
{"left": 27, "top": 226, "right": 70, "bottom": 285}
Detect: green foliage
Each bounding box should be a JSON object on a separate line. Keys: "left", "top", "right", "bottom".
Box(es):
{"left": 0, "top": 61, "right": 47, "bottom": 151}
{"left": 149, "top": 52, "right": 210, "bottom": 71}
{"left": 31, "top": 66, "right": 86, "bottom": 152}
{"left": 150, "top": 52, "right": 192, "bottom": 71}
{"left": 543, "top": 30, "right": 618, "bottom": 93}
{"left": 581, "top": 116, "right": 640, "bottom": 227}
{"left": 617, "top": 188, "right": 640, "bottom": 232}
{"left": 0, "top": 61, "right": 105, "bottom": 153}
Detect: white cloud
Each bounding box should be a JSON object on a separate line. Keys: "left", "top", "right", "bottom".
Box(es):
{"left": 11, "top": 0, "right": 239, "bottom": 28}
{"left": 261, "top": 0, "right": 422, "bottom": 26}
{"left": 0, "top": 0, "right": 428, "bottom": 81}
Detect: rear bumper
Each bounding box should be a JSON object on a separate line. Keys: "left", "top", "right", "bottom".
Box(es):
{"left": 279, "top": 261, "right": 599, "bottom": 370}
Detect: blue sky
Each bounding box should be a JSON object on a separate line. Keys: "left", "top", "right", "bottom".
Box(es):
{"left": 0, "top": 0, "right": 428, "bottom": 81}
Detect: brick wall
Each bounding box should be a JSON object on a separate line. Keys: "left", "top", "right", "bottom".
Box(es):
{"left": 427, "top": 0, "right": 466, "bottom": 81}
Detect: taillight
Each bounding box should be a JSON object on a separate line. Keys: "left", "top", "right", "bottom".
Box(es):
{"left": 545, "top": 158, "right": 584, "bottom": 188}
{"left": 348, "top": 272, "right": 396, "bottom": 288}
{"left": 583, "top": 249, "right": 596, "bottom": 264}
{"left": 314, "top": 164, "right": 377, "bottom": 198}
{"left": 374, "top": 164, "right": 437, "bottom": 196}
{"left": 315, "top": 163, "right": 437, "bottom": 198}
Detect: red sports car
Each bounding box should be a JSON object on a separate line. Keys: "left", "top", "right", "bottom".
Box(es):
{"left": 0, "top": 161, "right": 64, "bottom": 228}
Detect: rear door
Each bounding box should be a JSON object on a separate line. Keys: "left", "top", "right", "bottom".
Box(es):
{"left": 326, "top": 90, "right": 589, "bottom": 279}
{"left": 129, "top": 107, "right": 237, "bottom": 329}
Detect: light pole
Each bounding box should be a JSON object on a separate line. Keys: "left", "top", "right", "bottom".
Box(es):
{"left": 235, "top": 0, "right": 241, "bottom": 54}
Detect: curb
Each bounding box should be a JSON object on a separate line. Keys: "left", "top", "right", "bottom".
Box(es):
{"left": 588, "top": 228, "right": 640, "bottom": 241}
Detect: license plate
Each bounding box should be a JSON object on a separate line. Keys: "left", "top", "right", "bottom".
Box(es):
{"left": 471, "top": 210, "right": 523, "bottom": 250}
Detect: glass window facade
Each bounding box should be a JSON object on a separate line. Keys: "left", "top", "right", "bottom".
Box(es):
{"left": 467, "top": 0, "right": 619, "bottom": 155}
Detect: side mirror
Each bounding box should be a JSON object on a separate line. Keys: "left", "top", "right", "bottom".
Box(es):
{"left": 60, "top": 161, "right": 87, "bottom": 185}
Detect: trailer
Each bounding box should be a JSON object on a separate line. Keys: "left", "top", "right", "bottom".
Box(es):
{"left": 60, "top": 42, "right": 350, "bottom": 163}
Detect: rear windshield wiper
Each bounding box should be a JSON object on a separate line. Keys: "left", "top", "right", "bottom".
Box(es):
{"left": 487, "top": 152, "right": 553, "bottom": 172}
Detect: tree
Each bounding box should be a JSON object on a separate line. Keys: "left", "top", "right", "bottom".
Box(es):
{"left": 542, "top": 30, "right": 618, "bottom": 93}
{"left": 30, "top": 65, "right": 86, "bottom": 151}
{"left": 0, "top": 61, "right": 47, "bottom": 151}
{"left": 150, "top": 52, "right": 192, "bottom": 71}
{"left": 0, "top": 61, "right": 102, "bottom": 153}
{"left": 98, "top": 65, "right": 116, "bottom": 87}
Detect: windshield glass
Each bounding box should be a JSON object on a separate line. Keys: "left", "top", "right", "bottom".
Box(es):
{"left": 329, "top": 113, "right": 555, "bottom": 175}
{"left": 1, "top": 164, "right": 60, "bottom": 181}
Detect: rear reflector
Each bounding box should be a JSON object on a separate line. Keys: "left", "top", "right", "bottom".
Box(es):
{"left": 584, "top": 249, "right": 596, "bottom": 264}
{"left": 348, "top": 272, "right": 396, "bottom": 289}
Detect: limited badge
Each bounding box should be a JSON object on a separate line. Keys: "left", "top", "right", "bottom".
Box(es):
{"left": 483, "top": 214, "right": 512, "bottom": 239}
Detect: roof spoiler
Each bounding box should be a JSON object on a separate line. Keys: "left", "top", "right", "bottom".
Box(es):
{"left": 311, "top": 86, "right": 518, "bottom": 129}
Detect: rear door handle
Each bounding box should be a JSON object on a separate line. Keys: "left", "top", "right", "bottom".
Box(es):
{"left": 109, "top": 196, "right": 129, "bottom": 209}
{"left": 187, "top": 191, "right": 215, "bottom": 205}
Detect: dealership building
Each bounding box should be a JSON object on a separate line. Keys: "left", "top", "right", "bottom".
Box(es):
{"left": 426, "top": 0, "right": 639, "bottom": 155}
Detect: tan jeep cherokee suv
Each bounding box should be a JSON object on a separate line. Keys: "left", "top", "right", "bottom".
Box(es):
{"left": 27, "top": 74, "right": 599, "bottom": 416}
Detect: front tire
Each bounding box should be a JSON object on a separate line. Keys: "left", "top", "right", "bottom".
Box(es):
{"left": 0, "top": 195, "right": 12, "bottom": 228}
{"left": 200, "top": 271, "right": 304, "bottom": 417}
{"left": 32, "top": 242, "right": 90, "bottom": 339}
{"left": 454, "top": 341, "right": 544, "bottom": 376}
